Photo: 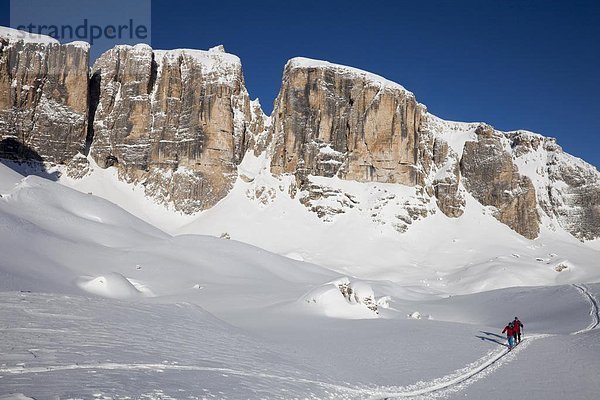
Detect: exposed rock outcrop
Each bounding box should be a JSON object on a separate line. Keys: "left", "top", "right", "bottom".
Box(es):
{"left": 90, "top": 44, "right": 256, "bottom": 212}
{"left": 461, "top": 125, "right": 540, "bottom": 239}
{"left": 270, "top": 58, "right": 425, "bottom": 186}
{"left": 245, "top": 98, "right": 270, "bottom": 155}
{"left": 509, "top": 130, "right": 600, "bottom": 240}
{"left": 298, "top": 181, "right": 358, "bottom": 221}
{"left": 0, "top": 29, "right": 89, "bottom": 163}
{"left": 431, "top": 138, "right": 464, "bottom": 218}
{"left": 546, "top": 156, "right": 600, "bottom": 241}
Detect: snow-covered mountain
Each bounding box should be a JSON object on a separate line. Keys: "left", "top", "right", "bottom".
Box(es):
{"left": 1, "top": 27, "right": 600, "bottom": 399}
{"left": 1, "top": 27, "right": 598, "bottom": 244}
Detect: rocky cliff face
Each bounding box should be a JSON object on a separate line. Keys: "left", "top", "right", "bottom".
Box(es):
{"left": 0, "top": 27, "right": 598, "bottom": 242}
{"left": 416, "top": 116, "right": 474, "bottom": 219}
{"left": 252, "top": 59, "right": 598, "bottom": 244}
{"left": 0, "top": 29, "right": 89, "bottom": 163}
{"left": 430, "top": 138, "right": 465, "bottom": 218}
{"left": 509, "top": 131, "right": 600, "bottom": 240}
{"left": 89, "top": 44, "right": 257, "bottom": 212}
{"left": 460, "top": 125, "right": 540, "bottom": 239}
{"left": 270, "top": 58, "right": 425, "bottom": 187}
{"left": 266, "top": 60, "right": 543, "bottom": 238}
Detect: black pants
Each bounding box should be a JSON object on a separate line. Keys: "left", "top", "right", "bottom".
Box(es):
{"left": 513, "top": 332, "right": 521, "bottom": 343}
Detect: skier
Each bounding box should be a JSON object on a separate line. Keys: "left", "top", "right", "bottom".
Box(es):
{"left": 513, "top": 317, "right": 524, "bottom": 343}
{"left": 502, "top": 321, "right": 515, "bottom": 349}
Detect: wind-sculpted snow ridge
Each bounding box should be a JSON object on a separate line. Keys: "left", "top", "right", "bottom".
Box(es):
{"left": 75, "top": 273, "right": 153, "bottom": 299}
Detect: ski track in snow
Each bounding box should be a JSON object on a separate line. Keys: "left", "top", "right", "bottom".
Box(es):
{"left": 571, "top": 284, "right": 600, "bottom": 333}
{"left": 0, "top": 337, "right": 550, "bottom": 400}
{"left": 365, "top": 334, "right": 548, "bottom": 399}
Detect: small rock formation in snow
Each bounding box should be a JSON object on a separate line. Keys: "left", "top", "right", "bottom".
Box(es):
{"left": 300, "top": 278, "right": 385, "bottom": 319}
{"left": 554, "top": 263, "right": 569, "bottom": 272}
{"left": 337, "top": 280, "right": 379, "bottom": 314}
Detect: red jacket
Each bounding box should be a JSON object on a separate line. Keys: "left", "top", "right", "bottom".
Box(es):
{"left": 513, "top": 320, "right": 523, "bottom": 333}
{"left": 502, "top": 325, "right": 514, "bottom": 336}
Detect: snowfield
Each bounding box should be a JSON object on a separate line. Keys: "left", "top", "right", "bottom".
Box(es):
{"left": 1, "top": 160, "right": 600, "bottom": 399}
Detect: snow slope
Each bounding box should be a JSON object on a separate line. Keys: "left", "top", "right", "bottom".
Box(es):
{"left": 58, "top": 153, "right": 600, "bottom": 296}
{"left": 1, "top": 160, "right": 600, "bottom": 399}
{"left": 2, "top": 285, "right": 599, "bottom": 399}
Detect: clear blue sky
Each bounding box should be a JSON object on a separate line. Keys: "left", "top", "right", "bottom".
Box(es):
{"left": 2, "top": 0, "right": 599, "bottom": 167}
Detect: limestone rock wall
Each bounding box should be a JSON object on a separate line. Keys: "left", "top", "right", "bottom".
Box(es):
{"left": 509, "top": 131, "right": 600, "bottom": 240}
{"left": 0, "top": 34, "right": 89, "bottom": 163}
{"left": 90, "top": 44, "right": 255, "bottom": 212}
{"left": 269, "top": 58, "right": 425, "bottom": 186}
{"left": 460, "top": 125, "right": 540, "bottom": 239}
{"left": 431, "top": 138, "right": 464, "bottom": 218}
{"left": 547, "top": 158, "right": 600, "bottom": 240}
